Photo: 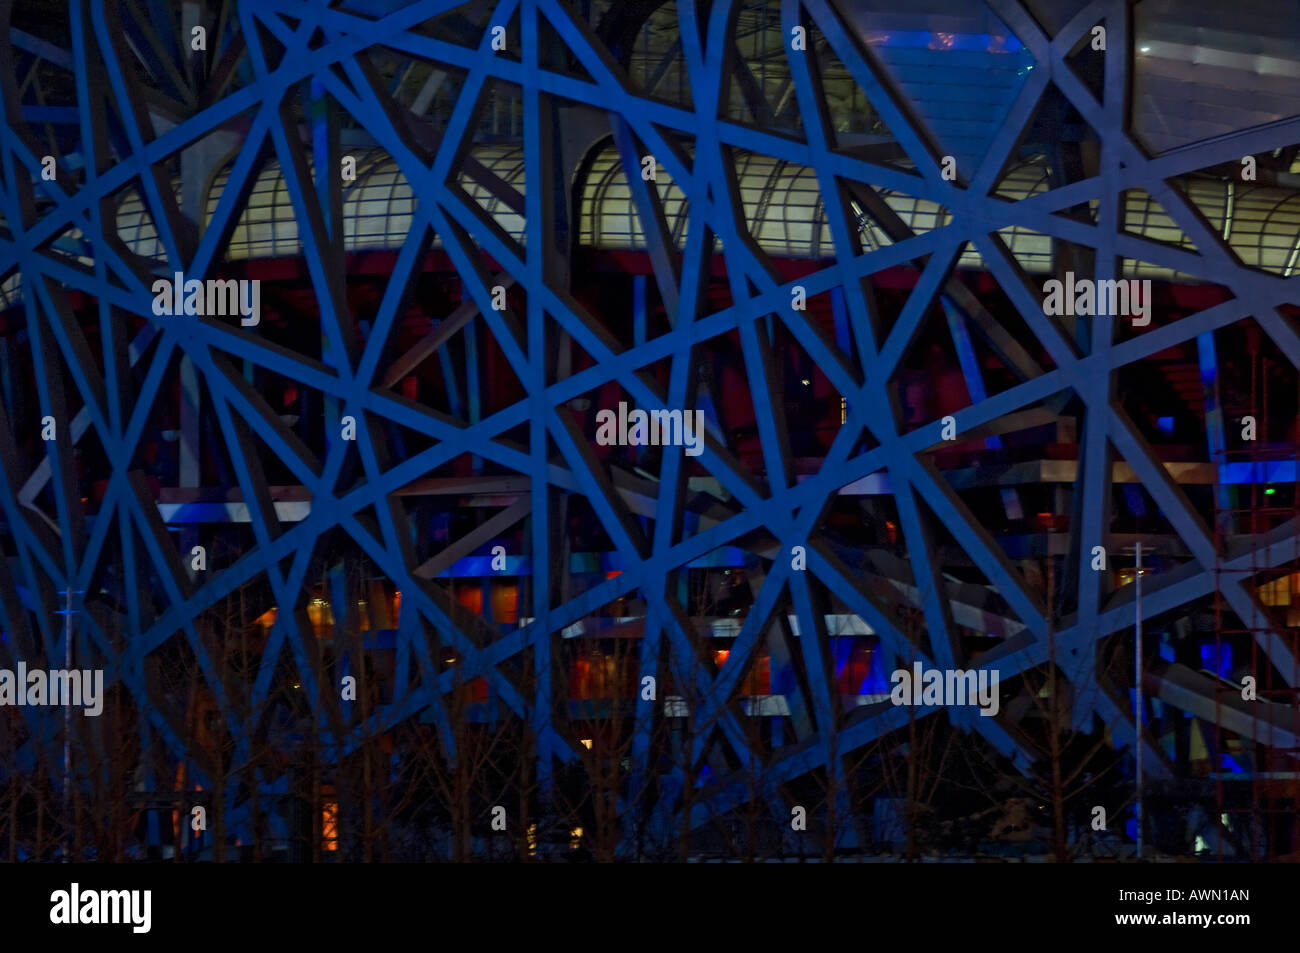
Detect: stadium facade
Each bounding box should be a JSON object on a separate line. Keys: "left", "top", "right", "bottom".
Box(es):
{"left": 2, "top": 0, "right": 1300, "bottom": 860}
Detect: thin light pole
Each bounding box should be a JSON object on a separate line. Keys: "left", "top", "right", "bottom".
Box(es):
{"left": 55, "top": 587, "right": 84, "bottom": 861}
{"left": 1134, "top": 542, "right": 1143, "bottom": 861}
{"left": 58, "top": 587, "right": 74, "bottom": 861}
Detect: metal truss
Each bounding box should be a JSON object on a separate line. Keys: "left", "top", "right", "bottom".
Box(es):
{"left": 1, "top": 0, "right": 1299, "bottom": 852}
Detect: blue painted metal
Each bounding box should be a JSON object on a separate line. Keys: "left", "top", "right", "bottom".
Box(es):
{"left": 1, "top": 0, "right": 1299, "bottom": 855}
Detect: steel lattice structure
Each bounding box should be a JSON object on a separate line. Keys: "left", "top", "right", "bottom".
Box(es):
{"left": 2, "top": 0, "right": 1300, "bottom": 855}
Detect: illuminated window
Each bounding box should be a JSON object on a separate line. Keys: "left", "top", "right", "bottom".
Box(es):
{"left": 306, "top": 597, "right": 334, "bottom": 636}
{"left": 322, "top": 798, "right": 339, "bottom": 852}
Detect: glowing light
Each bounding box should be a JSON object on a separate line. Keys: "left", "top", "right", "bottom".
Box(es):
{"left": 323, "top": 801, "right": 339, "bottom": 851}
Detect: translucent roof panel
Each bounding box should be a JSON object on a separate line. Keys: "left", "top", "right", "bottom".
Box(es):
{"left": 578, "top": 145, "right": 953, "bottom": 260}
{"left": 9, "top": 146, "right": 1300, "bottom": 313}
{"left": 344, "top": 153, "right": 417, "bottom": 251}
{"left": 115, "top": 188, "right": 166, "bottom": 261}
{"left": 210, "top": 162, "right": 302, "bottom": 260}
{"left": 454, "top": 144, "right": 526, "bottom": 245}
{"left": 580, "top": 147, "right": 692, "bottom": 251}
{"left": 1224, "top": 186, "right": 1300, "bottom": 276}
